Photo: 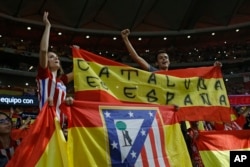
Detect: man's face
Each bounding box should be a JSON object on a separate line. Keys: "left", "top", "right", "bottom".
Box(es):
{"left": 156, "top": 53, "right": 170, "bottom": 70}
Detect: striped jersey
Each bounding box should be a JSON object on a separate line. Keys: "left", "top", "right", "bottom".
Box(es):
{"left": 36, "top": 65, "right": 68, "bottom": 121}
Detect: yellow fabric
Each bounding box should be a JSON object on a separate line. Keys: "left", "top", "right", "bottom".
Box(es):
{"left": 68, "top": 127, "right": 110, "bottom": 167}
{"left": 36, "top": 118, "right": 68, "bottom": 167}
{"left": 74, "top": 59, "right": 229, "bottom": 107}
{"left": 200, "top": 148, "right": 250, "bottom": 167}
{"left": 165, "top": 124, "right": 192, "bottom": 167}
{"left": 200, "top": 150, "right": 230, "bottom": 167}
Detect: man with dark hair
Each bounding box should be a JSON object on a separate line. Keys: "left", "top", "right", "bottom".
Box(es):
{"left": 121, "top": 29, "right": 222, "bottom": 71}
{"left": 121, "top": 29, "right": 170, "bottom": 72}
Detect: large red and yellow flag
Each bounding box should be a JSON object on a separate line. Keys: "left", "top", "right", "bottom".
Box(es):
{"left": 7, "top": 103, "right": 67, "bottom": 167}
{"left": 72, "top": 48, "right": 232, "bottom": 122}
{"left": 62, "top": 100, "right": 192, "bottom": 167}
{"left": 196, "top": 130, "right": 250, "bottom": 167}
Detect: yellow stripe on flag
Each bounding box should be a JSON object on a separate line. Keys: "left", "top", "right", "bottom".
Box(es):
{"left": 200, "top": 148, "right": 250, "bottom": 167}
{"left": 68, "top": 127, "right": 110, "bottom": 167}
{"left": 36, "top": 118, "right": 68, "bottom": 167}
{"left": 199, "top": 150, "right": 230, "bottom": 167}
{"left": 165, "top": 124, "right": 192, "bottom": 167}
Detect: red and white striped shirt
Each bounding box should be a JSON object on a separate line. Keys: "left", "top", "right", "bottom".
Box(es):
{"left": 36, "top": 65, "right": 68, "bottom": 121}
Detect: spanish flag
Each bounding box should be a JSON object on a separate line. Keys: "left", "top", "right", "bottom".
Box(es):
{"left": 196, "top": 130, "right": 250, "bottom": 167}
{"left": 6, "top": 103, "right": 68, "bottom": 167}
{"left": 62, "top": 100, "right": 192, "bottom": 167}
{"left": 72, "top": 48, "right": 232, "bottom": 122}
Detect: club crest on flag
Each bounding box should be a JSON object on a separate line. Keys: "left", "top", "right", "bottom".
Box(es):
{"left": 101, "top": 107, "right": 166, "bottom": 166}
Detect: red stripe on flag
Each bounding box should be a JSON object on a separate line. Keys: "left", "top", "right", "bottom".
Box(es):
{"left": 156, "top": 111, "right": 171, "bottom": 166}
{"left": 149, "top": 128, "right": 160, "bottom": 167}
{"left": 196, "top": 130, "right": 250, "bottom": 151}
{"left": 73, "top": 47, "right": 127, "bottom": 66}
{"left": 177, "top": 106, "right": 232, "bottom": 122}
{"left": 156, "top": 66, "right": 223, "bottom": 78}
{"left": 229, "top": 95, "right": 250, "bottom": 106}
{"left": 62, "top": 100, "right": 104, "bottom": 128}
{"left": 140, "top": 146, "right": 149, "bottom": 167}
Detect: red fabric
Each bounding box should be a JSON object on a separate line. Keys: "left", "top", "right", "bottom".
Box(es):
{"left": 229, "top": 95, "right": 250, "bottom": 106}
{"left": 6, "top": 103, "right": 56, "bottom": 167}
{"left": 11, "top": 128, "right": 29, "bottom": 140}
{"left": 196, "top": 130, "right": 250, "bottom": 151}
{"left": 156, "top": 66, "right": 223, "bottom": 79}
{"left": 235, "top": 115, "right": 247, "bottom": 128}
{"left": 177, "top": 106, "right": 232, "bottom": 122}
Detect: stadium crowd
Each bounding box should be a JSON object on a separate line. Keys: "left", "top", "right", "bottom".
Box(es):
{"left": 0, "top": 32, "right": 250, "bottom": 167}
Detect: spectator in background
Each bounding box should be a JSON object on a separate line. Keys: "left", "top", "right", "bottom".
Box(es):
{"left": 211, "top": 106, "right": 249, "bottom": 131}
{"left": 240, "top": 106, "right": 250, "bottom": 129}
{"left": 36, "top": 11, "right": 74, "bottom": 126}
{"left": 0, "top": 112, "right": 21, "bottom": 166}
{"left": 186, "top": 121, "right": 204, "bottom": 167}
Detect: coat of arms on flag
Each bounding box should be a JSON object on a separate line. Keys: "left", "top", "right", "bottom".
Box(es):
{"left": 102, "top": 107, "right": 166, "bottom": 166}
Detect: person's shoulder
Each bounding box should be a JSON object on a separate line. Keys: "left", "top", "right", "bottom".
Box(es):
{"left": 37, "top": 65, "right": 50, "bottom": 79}
{"left": 149, "top": 65, "right": 158, "bottom": 72}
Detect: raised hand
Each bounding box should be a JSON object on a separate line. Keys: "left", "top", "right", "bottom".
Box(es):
{"left": 214, "top": 61, "right": 222, "bottom": 67}
{"left": 121, "top": 29, "right": 130, "bottom": 39}
{"left": 65, "top": 96, "right": 74, "bottom": 105}
{"left": 43, "top": 11, "right": 51, "bottom": 27}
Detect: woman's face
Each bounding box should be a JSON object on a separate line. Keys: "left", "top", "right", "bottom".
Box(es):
{"left": 156, "top": 53, "right": 170, "bottom": 70}
{"left": 0, "top": 114, "right": 12, "bottom": 134}
{"left": 48, "top": 52, "right": 61, "bottom": 71}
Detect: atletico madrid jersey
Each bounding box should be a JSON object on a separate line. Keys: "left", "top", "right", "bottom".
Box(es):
{"left": 36, "top": 65, "right": 68, "bottom": 120}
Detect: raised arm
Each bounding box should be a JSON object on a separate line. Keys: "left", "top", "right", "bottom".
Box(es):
{"left": 66, "top": 72, "right": 73, "bottom": 83}
{"left": 65, "top": 45, "right": 80, "bottom": 83}
{"left": 39, "top": 11, "right": 51, "bottom": 68}
{"left": 121, "top": 29, "right": 150, "bottom": 71}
